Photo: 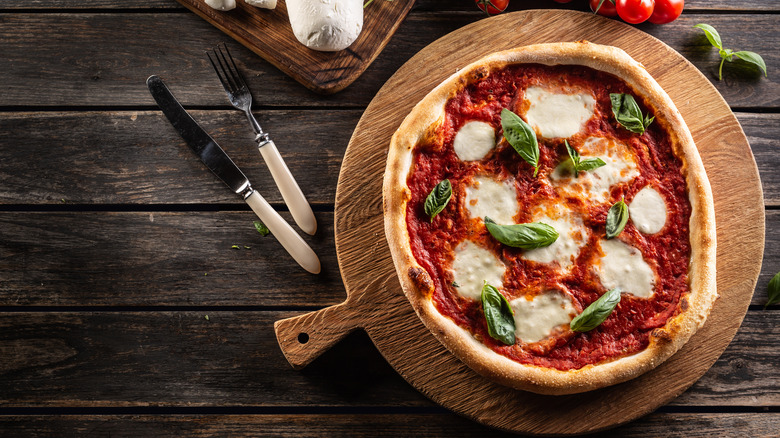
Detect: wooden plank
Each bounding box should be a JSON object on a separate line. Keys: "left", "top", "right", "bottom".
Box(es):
{"left": 0, "top": 13, "right": 465, "bottom": 108}
{"left": 756, "top": 210, "right": 780, "bottom": 307}
{"left": 0, "top": 311, "right": 775, "bottom": 407}
{"left": 0, "top": 111, "right": 775, "bottom": 206}
{"left": 0, "top": 212, "right": 346, "bottom": 307}
{"left": 0, "top": 14, "right": 777, "bottom": 108}
{"left": 746, "top": 113, "right": 780, "bottom": 207}
{"left": 0, "top": 110, "right": 357, "bottom": 205}
{"left": 0, "top": 413, "right": 777, "bottom": 437}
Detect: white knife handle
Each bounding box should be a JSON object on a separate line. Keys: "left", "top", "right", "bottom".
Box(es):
{"left": 259, "top": 141, "right": 317, "bottom": 236}
{"left": 245, "top": 190, "right": 321, "bottom": 274}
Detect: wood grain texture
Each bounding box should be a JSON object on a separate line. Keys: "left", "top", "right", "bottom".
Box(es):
{"left": 274, "top": 300, "right": 363, "bottom": 369}
{"left": 0, "top": 311, "right": 776, "bottom": 407}
{"left": 0, "top": 413, "right": 778, "bottom": 437}
{"left": 0, "top": 110, "right": 358, "bottom": 205}
{"left": 0, "top": 212, "right": 343, "bottom": 307}
{"left": 274, "top": 10, "right": 766, "bottom": 435}
{"left": 173, "top": 0, "right": 415, "bottom": 93}
{"left": 0, "top": 14, "right": 777, "bottom": 107}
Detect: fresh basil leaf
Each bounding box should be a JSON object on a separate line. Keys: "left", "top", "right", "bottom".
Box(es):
{"left": 424, "top": 179, "right": 452, "bottom": 222}
{"left": 253, "top": 220, "right": 270, "bottom": 237}
{"left": 452, "top": 281, "right": 460, "bottom": 288}
{"left": 501, "top": 108, "right": 539, "bottom": 177}
{"left": 605, "top": 198, "right": 629, "bottom": 239}
{"left": 481, "top": 282, "right": 516, "bottom": 345}
{"left": 577, "top": 158, "right": 607, "bottom": 173}
{"left": 570, "top": 288, "right": 622, "bottom": 332}
{"left": 565, "top": 139, "right": 581, "bottom": 167}
{"left": 643, "top": 113, "right": 655, "bottom": 130}
{"left": 610, "top": 93, "right": 652, "bottom": 134}
{"left": 565, "top": 140, "right": 606, "bottom": 177}
{"left": 696, "top": 24, "right": 768, "bottom": 81}
{"left": 694, "top": 23, "right": 722, "bottom": 49}
{"left": 766, "top": 272, "right": 780, "bottom": 309}
{"left": 485, "top": 217, "right": 558, "bottom": 250}
{"left": 733, "top": 51, "right": 768, "bottom": 77}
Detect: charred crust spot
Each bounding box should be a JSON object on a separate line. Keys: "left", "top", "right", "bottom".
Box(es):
{"left": 408, "top": 267, "right": 435, "bottom": 295}
{"left": 401, "top": 187, "right": 411, "bottom": 201}
{"left": 470, "top": 66, "right": 489, "bottom": 82}
{"left": 679, "top": 297, "right": 689, "bottom": 312}
{"left": 651, "top": 328, "right": 673, "bottom": 344}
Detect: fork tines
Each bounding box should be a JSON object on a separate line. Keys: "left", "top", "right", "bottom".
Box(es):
{"left": 206, "top": 43, "right": 247, "bottom": 95}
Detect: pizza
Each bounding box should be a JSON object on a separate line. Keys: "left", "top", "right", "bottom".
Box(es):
{"left": 382, "top": 42, "right": 717, "bottom": 395}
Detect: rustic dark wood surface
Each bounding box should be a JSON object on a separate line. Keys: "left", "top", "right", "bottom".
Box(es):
{"left": 0, "top": 0, "right": 777, "bottom": 436}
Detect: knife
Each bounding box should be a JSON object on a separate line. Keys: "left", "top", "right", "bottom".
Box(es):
{"left": 146, "top": 75, "right": 320, "bottom": 274}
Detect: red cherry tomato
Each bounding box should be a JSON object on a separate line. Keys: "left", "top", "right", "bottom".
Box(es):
{"left": 648, "top": 0, "right": 683, "bottom": 24}
{"left": 589, "top": 0, "right": 618, "bottom": 17}
{"left": 616, "top": 0, "right": 655, "bottom": 24}
{"left": 475, "top": 0, "right": 509, "bottom": 15}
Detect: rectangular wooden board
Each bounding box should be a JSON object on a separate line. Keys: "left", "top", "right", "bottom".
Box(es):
{"left": 174, "top": 0, "right": 416, "bottom": 94}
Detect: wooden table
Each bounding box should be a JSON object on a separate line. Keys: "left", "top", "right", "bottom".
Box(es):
{"left": 1, "top": 1, "right": 777, "bottom": 436}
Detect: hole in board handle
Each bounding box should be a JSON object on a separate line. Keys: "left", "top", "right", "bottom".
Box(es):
{"left": 298, "top": 333, "right": 309, "bottom": 344}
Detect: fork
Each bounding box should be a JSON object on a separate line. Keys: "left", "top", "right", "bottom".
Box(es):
{"left": 207, "top": 43, "right": 317, "bottom": 236}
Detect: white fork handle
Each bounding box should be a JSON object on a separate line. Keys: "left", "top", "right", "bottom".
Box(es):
{"left": 259, "top": 141, "right": 317, "bottom": 235}
{"left": 245, "top": 190, "right": 321, "bottom": 274}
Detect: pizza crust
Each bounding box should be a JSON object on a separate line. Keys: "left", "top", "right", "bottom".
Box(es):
{"left": 382, "top": 42, "right": 717, "bottom": 395}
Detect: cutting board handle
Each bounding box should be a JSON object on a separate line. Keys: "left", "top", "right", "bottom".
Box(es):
{"left": 274, "top": 300, "right": 361, "bottom": 369}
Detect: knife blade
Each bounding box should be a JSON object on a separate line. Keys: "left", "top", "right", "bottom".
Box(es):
{"left": 146, "top": 75, "right": 320, "bottom": 274}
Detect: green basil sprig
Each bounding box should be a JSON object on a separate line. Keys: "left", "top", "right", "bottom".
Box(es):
{"left": 565, "top": 140, "right": 606, "bottom": 178}
{"left": 694, "top": 24, "right": 767, "bottom": 81}
{"left": 481, "top": 281, "right": 516, "bottom": 345}
{"left": 501, "top": 108, "right": 540, "bottom": 177}
{"left": 484, "top": 217, "right": 559, "bottom": 250}
{"left": 570, "top": 288, "right": 621, "bottom": 332}
{"left": 765, "top": 271, "right": 780, "bottom": 309}
{"left": 610, "top": 93, "right": 654, "bottom": 135}
{"left": 606, "top": 198, "right": 629, "bottom": 239}
{"left": 424, "top": 179, "right": 452, "bottom": 222}
{"left": 253, "top": 220, "right": 270, "bottom": 237}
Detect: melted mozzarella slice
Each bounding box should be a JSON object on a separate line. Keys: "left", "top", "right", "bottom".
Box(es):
{"left": 550, "top": 136, "right": 639, "bottom": 203}
{"left": 465, "top": 176, "right": 519, "bottom": 225}
{"left": 453, "top": 121, "right": 496, "bottom": 161}
{"left": 510, "top": 291, "right": 575, "bottom": 343}
{"left": 524, "top": 86, "right": 596, "bottom": 139}
{"left": 597, "top": 239, "right": 656, "bottom": 298}
{"left": 450, "top": 240, "right": 506, "bottom": 300}
{"left": 523, "top": 204, "right": 587, "bottom": 269}
{"left": 629, "top": 186, "right": 667, "bottom": 234}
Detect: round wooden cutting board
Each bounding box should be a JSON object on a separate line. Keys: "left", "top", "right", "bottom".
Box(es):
{"left": 275, "top": 10, "right": 764, "bottom": 435}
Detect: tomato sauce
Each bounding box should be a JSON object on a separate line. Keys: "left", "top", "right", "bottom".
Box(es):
{"left": 405, "top": 64, "right": 691, "bottom": 370}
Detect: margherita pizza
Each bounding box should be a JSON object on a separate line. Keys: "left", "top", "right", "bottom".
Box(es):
{"left": 383, "top": 42, "right": 717, "bottom": 395}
